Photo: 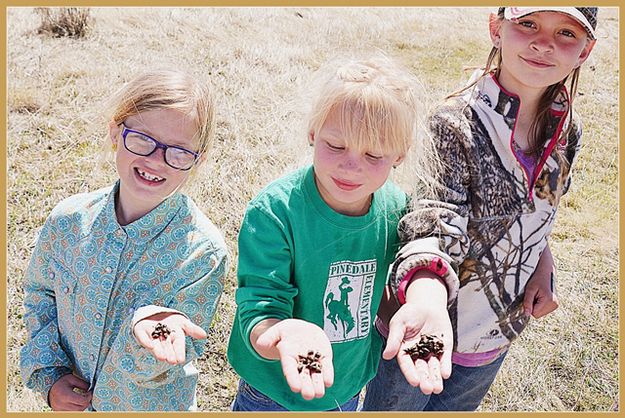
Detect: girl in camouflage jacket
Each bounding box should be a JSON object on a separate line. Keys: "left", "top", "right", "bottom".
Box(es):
{"left": 363, "top": 7, "right": 598, "bottom": 411}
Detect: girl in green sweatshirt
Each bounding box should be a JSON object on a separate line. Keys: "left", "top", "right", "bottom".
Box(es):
{"left": 227, "top": 53, "right": 424, "bottom": 411}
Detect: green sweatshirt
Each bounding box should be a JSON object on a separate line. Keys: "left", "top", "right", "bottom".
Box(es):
{"left": 227, "top": 165, "right": 407, "bottom": 411}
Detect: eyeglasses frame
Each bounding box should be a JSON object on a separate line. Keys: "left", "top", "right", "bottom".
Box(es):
{"left": 118, "top": 122, "right": 200, "bottom": 171}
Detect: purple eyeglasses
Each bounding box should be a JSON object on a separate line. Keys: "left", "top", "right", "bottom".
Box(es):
{"left": 119, "top": 123, "right": 199, "bottom": 171}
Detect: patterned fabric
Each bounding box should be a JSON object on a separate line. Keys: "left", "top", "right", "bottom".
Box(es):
{"left": 577, "top": 7, "right": 599, "bottom": 30}
{"left": 389, "top": 71, "right": 583, "bottom": 357}
{"left": 20, "top": 181, "right": 228, "bottom": 410}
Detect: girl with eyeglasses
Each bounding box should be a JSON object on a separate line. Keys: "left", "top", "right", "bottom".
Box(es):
{"left": 20, "top": 69, "right": 229, "bottom": 411}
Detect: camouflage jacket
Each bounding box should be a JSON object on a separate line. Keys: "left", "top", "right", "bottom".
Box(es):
{"left": 389, "top": 71, "right": 583, "bottom": 355}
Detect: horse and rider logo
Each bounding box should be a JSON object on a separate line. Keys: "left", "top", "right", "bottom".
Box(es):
{"left": 325, "top": 277, "right": 355, "bottom": 338}
{"left": 323, "top": 259, "right": 376, "bottom": 342}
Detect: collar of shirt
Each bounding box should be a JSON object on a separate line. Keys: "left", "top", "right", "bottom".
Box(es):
{"left": 469, "top": 71, "right": 570, "bottom": 120}
{"left": 92, "top": 180, "right": 185, "bottom": 244}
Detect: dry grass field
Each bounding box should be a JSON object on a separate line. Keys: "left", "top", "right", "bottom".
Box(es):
{"left": 6, "top": 7, "right": 619, "bottom": 412}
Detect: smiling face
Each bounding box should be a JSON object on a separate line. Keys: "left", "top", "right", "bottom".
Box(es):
{"left": 311, "top": 108, "right": 404, "bottom": 216}
{"left": 109, "top": 108, "right": 199, "bottom": 225}
{"left": 491, "top": 11, "right": 595, "bottom": 94}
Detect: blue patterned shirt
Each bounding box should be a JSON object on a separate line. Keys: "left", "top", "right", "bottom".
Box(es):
{"left": 20, "top": 182, "right": 228, "bottom": 411}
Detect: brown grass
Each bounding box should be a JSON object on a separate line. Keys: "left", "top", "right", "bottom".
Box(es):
{"left": 6, "top": 7, "right": 619, "bottom": 412}
{"left": 35, "top": 7, "right": 92, "bottom": 38}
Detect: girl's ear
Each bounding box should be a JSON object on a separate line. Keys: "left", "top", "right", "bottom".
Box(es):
{"left": 197, "top": 152, "right": 208, "bottom": 166}
{"left": 187, "top": 154, "right": 208, "bottom": 180}
{"left": 392, "top": 154, "right": 405, "bottom": 168}
{"left": 108, "top": 120, "right": 120, "bottom": 148}
{"left": 488, "top": 12, "right": 503, "bottom": 47}
{"left": 575, "top": 39, "right": 597, "bottom": 68}
{"left": 308, "top": 131, "right": 315, "bottom": 147}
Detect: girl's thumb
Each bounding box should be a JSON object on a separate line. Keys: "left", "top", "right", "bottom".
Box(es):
{"left": 382, "top": 325, "right": 403, "bottom": 360}
{"left": 182, "top": 321, "right": 208, "bottom": 339}
{"left": 67, "top": 374, "right": 90, "bottom": 390}
{"left": 523, "top": 286, "right": 537, "bottom": 316}
{"left": 256, "top": 326, "right": 280, "bottom": 350}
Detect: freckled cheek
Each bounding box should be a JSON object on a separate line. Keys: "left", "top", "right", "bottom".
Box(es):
{"left": 501, "top": 30, "right": 523, "bottom": 46}
{"left": 115, "top": 151, "right": 133, "bottom": 174}
{"left": 560, "top": 43, "right": 587, "bottom": 60}
{"left": 315, "top": 148, "right": 344, "bottom": 168}
{"left": 366, "top": 162, "right": 393, "bottom": 184}
{"left": 171, "top": 172, "right": 191, "bottom": 186}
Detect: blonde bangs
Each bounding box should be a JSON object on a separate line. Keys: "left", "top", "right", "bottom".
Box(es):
{"left": 307, "top": 54, "right": 419, "bottom": 157}
{"left": 333, "top": 97, "right": 414, "bottom": 157}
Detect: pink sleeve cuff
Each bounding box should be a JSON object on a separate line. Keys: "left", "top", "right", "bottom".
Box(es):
{"left": 397, "top": 257, "right": 448, "bottom": 304}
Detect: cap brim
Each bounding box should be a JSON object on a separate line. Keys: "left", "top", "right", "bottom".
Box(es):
{"left": 504, "top": 7, "right": 596, "bottom": 39}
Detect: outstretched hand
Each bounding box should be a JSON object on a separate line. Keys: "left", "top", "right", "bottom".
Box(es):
{"left": 385, "top": 276, "right": 453, "bottom": 395}
{"left": 255, "top": 318, "right": 334, "bottom": 400}
{"left": 134, "top": 312, "right": 207, "bottom": 365}
{"left": 385, "top": 302, "right": 453, "bottom": 395}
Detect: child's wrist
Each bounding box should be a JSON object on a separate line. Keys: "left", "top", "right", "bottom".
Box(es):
{"left": 250, "top": 318, "right": 281, "bottom": 360}
{"left": 396, "top": 257, "right": 449, "bottom": 304}
{"left": 405, "top": 274, "right": 448, "bottom": 305}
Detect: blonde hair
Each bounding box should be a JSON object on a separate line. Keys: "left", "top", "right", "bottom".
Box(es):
{"left": 307, "top": 54, "right": 419, "bottom": 157}
{"left": 107, "top": 68, "right": 216, "bottom": 159}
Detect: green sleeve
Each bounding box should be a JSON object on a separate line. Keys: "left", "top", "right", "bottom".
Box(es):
{"left": 235, "top": 204, "right": 298, "bottom": 357}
